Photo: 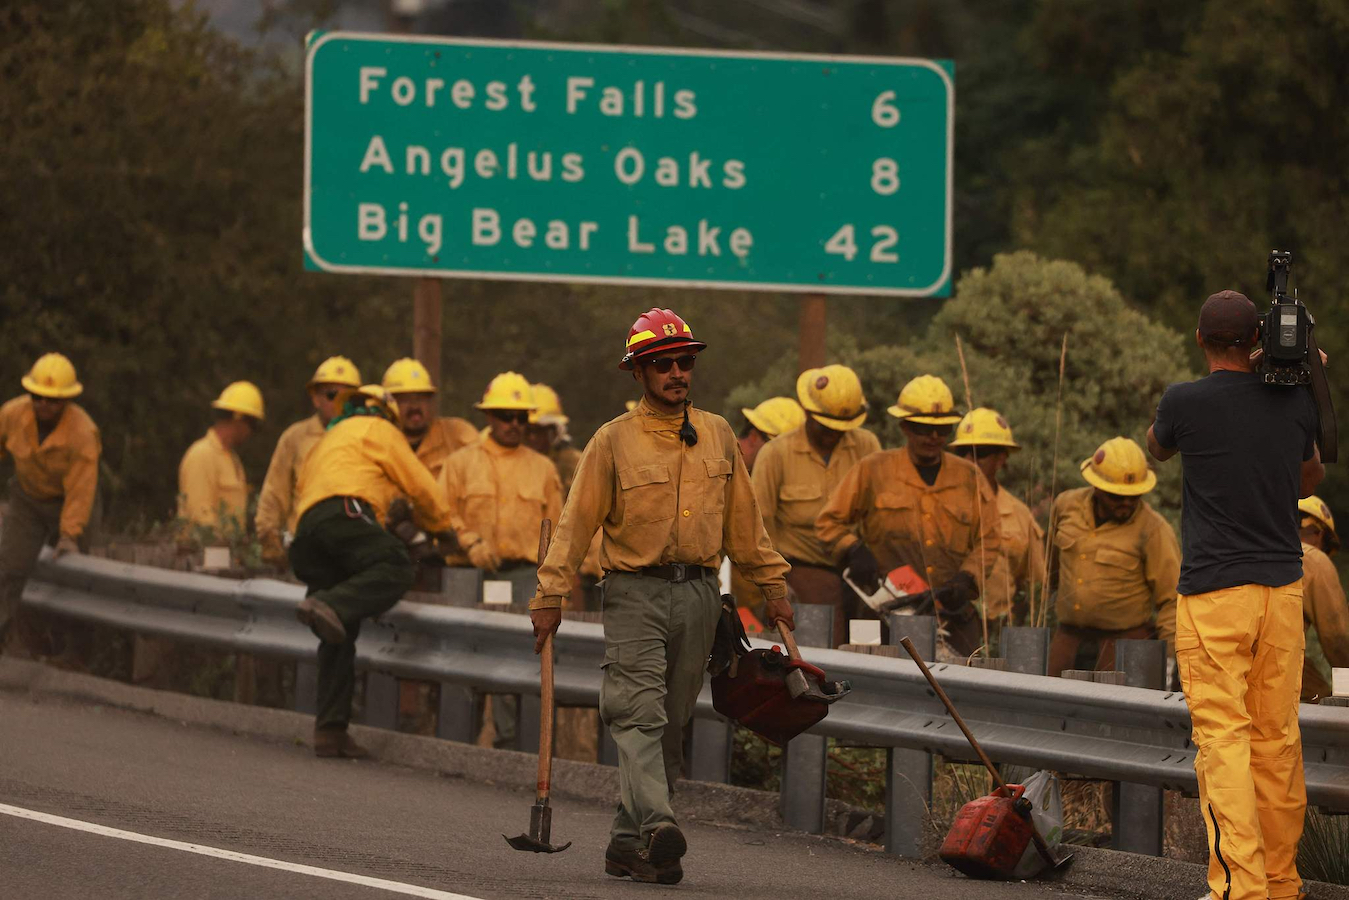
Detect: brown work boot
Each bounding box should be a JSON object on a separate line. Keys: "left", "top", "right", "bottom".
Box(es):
{"left": 313, "top": 725, "right": 370, "bottom": 759}
{"left": 296, "top": 597, "right": 346, "bottom": 644}
{"left": 641, "top": 823, "right": 687, "bottom": 867}
{"left": 605, "top": 843, "right": 682, "bottom": 885}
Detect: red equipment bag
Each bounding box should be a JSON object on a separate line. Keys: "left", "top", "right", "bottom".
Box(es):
{"left": 711, "top": 646, "right": 833, "bottom": 746}
{"left": 939, "top": 784, "right": 1035, "bottom": 880}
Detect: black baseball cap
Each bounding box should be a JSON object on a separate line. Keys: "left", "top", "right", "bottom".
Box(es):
{"left": 1198, "top": 290, "right": 1259, "bottom": 345}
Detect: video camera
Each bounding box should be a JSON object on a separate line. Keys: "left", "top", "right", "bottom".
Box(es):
{"left": 1258, "top": 250, "right": 1337, "bottom": 462}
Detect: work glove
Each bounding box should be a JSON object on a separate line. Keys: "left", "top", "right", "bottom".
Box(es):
{"left": 763, "top": 594, "right": 797, "bottom": 633}
{"left": 431, "top": 529, "right": 460, "bottom": 554}
{"left": 844, "top": 543, "right": 881, "bottom": 592}
{"left": 530, "top": 606, "right": 562, "bottom": 654}
{"left": 467, "top": 540, "right": 501, "bottom": 573}
{"left": 933, "top": 571, "right": 979, "bottom": 614}
{"left": 386, "top": 498, "right": 413, "bottom": 528}
{"left": 53, "top": 535, "right": 79, "bottom": 558}
{"left": 259, "top": 531, "right": 287, "bottom": 568}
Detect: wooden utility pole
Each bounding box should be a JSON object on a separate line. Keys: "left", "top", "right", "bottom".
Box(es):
{"left": 387, "top": 1, "right": 443, "bottom": 410}
{"left": 413, "top": 277, "right": 442, "bottom": 411}
{"left": 798, "top": 294, "right": 827, "bottom": 373}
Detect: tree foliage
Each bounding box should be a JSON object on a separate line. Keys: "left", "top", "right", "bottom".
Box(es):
{"left": 730, "top": 253, "right": 1194, "bottom": 520}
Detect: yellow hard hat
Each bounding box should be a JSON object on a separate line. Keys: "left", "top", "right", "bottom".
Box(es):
{"left": 308, "top": 355, "right": 362, "bottom": 388}
{"left": 356, "top": 384, "right": 400, "bottom": 425}
{"left": 211, "top": 381, "right": 265, "bottom": 420}
{"left": 742, "top": 397, "right": 807, "bottom": 438}
{"left": 949, "top": 407, "right": 1020, "bottom": 450}
{"left": 22, "top": 353, "right": 82, "bottom": 399}
{"left": 796, "top": 365, "right": 867, "bottom": 431}
{"left": 475, "top": 371, "right": 536, "bottom": 411}
{"left": 382, "top": 358, "right": 436, "bottom": 394}
{"left": 1080, "top": 437, "right": 1156, "bottom": 496}
{"left": 1299, "top": 496, "right": 1338, "bottom": 553}
{"left": 530, "top": 383, "right": 568, "bottom": 426}
{"left": 888, "top": 375, "right": 962, "bottom": 425}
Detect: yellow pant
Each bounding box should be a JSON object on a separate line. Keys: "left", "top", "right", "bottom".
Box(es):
{"left": 1177, "top": 580, "right": 1306, "bottom": 900}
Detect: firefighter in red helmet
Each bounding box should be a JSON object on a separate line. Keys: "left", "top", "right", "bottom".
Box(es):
{"left": 530, "top": 308, "right": 790, "bottom": 884}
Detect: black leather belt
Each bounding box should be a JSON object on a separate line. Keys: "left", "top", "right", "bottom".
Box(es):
{"left": 637, "top": 564, "right": 717, "bottom": 583}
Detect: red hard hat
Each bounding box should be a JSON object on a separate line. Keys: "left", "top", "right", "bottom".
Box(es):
{"left": 619, "top": 308, "right": 707, "bottom": 370}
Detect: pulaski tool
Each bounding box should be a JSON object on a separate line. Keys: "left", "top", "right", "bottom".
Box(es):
{"left": 503, "top": 519, "right": 571, "bottom": 854}
{"left": 898, "top": 636, "right": 1071, "bottom": 878}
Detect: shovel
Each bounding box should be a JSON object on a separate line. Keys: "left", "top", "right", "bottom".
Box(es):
{"left": 503, "top": 519, "right": 571, "bottom": 854}
{"left": 899, "top": 636, "right": 1071, "bottom": 873}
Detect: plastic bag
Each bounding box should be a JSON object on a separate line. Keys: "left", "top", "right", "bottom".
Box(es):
{"left": 1011, "top": 771, "right": 1063, "bottom": 879}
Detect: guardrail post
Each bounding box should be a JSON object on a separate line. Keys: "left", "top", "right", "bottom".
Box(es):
{"left": 439, "top": 568, "right": 484, "bottom": 607}
{"left": 294, "top": 661, "right": 317, "bottom": 715}
{"left": 885, "top": 612, "right": 935, "bottom": 858}
{"left": 1111, "top": 638, "right": 1167, "bottom": 856}
{"left": 1003, "top": 626, "right": 1050, "bottom": 676}
{"left": 780, "top": 603, "right": 832, "bottom": 834}
{"left": 436, "top": 684, "right": 479, "bottom": 743}
{"left": 888, "top": 613, "right": 936, "bottom": 660}
{"left": 363, "top": 671, "right": 400, "bottom": 730}
{"left": 689, "top": 716, "right": 733, "bottom": 783}
{"left": 517, "top": 693, "right": 539, "bottom": 753}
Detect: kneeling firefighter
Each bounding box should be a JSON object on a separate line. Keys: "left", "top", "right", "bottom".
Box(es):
{"left": 289, "top": 385, "right": 473, "bottom": 758}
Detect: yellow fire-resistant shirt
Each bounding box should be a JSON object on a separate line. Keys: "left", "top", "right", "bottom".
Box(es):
{"left": 1302, "top": 542, "right": 1349, "bottom": 699}
{"left": 439, "top": 437, "right": 563, "bottom": 563}
{"left": 531, "top": 399, "right": 789, "bottom": 610}
{"left": 412, "top": 416, "right": 481, "bottom": 481}
{"left": 984, "top": 488, "right": 1046, "bottom": 618}
{"left": 1050, "top": 486, "right": 1180, "bottom": 648}
{"left": 255, "top": 414, "right": 325, "bottom": 537}
{"left": 551, "top": 444, "right": 584, "bottom": 498}
{"left": 296, "top": 415, "right": 463, "bottom": 535}
{"left": 752, "top": 425, "right": 881, "bottom": 567}
{"left": 0, "top": 396, "right": 101, "bottom": 540}
{"left": 178, "top": 428, "right": 248, "bottom": 531}
{"left": 816, "top": 450, "right": 1001, "bottom": 592}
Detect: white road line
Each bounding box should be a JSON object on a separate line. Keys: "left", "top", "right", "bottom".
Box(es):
{"left": 0, "top": 802, "right": 484, "bottom": 900}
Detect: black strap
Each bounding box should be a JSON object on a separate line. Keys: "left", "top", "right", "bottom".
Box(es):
{"left": 1308, "top": 327, "right": 1337, "bottom": 463}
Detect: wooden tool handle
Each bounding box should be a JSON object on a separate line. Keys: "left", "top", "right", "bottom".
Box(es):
{"left": 536, "top": 519, "right": 555, "bottom": 801}
{"left": 777, "top": 622, "right": 803, "bottom": 661}
{"left": 898, "top": 637, "right": 1007, "bottom": 793}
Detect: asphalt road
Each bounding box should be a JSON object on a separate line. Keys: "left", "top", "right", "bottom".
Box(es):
{"left": 0, "top": 689, "right": 1122, "bottom": 900}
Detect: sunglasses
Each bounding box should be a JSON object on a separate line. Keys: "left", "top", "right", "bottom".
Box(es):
{"left": 643, "top": 354, "right": 697, "bottom": 374}
{"left": 321, "top": 388, "right": 342, "bottom": 401}
{"left": 906, "top": 422, "right": 953, "bottom": 438}
{"left": 28, "top": 393, "right": 64, "bottom": 405}
{"left": 491, "top": 411, "right": 530, "bottom": 424}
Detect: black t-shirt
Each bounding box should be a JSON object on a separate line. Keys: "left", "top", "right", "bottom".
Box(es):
{"left": 1153, "top": 370, "right": 1317, "bottom": 595}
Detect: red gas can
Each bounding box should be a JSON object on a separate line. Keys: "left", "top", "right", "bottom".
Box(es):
{"left": 939, "top": 784, "right": 1034, "bottom": 880}
{"left": 711, "top": 647, "right": 829, "bottom": 745}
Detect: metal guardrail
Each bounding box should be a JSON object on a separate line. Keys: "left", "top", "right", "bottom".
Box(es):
{"left": 22, "top": 552, "right": 1349, "bottom": 857}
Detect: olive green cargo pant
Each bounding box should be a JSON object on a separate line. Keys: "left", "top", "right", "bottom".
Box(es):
{"left": 289, "top": 497, "right": 414, "bottom": 729}
{"left": 0, "top": 480, "right": 96, "bottom": 655}
{"left": 600, "top": 571, "right": 721, "bottom": 850}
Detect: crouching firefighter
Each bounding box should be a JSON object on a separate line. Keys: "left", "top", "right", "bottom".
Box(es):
{"left": 529, "top": 308, "right": 792, "bottom": 885}
{"left": 289, "top": 385, "right": 473, "bottom": 758}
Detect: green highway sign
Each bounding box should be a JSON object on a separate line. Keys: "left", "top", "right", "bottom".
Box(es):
{"left": 304, "top": 33, "right": 954, "bottom": 296}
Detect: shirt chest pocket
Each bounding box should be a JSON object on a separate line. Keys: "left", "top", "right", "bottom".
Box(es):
{"left": 618, "top": 464, "right": 673, "bottom": 525}
{"left": 779, "top": 482, "right": 823, "bottom": 526}
{"left": 516, "top": 481, "right": 545, "bottom": 515}
{"left": 699, "top": 457, "right": 733, "bottom": 516}
{"left": 873, "top": 492, "right": 915, "bottom": 534}
{"left": 1094, "top": 545, "right": 1142, "bottom": 579}
{"left": 463, "top": 479, "right": 498, "bottom": 524}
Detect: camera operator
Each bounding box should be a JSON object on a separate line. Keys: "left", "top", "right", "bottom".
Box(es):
{"left": 1147, "top": 289, "right": 1323, "bottom": 900}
